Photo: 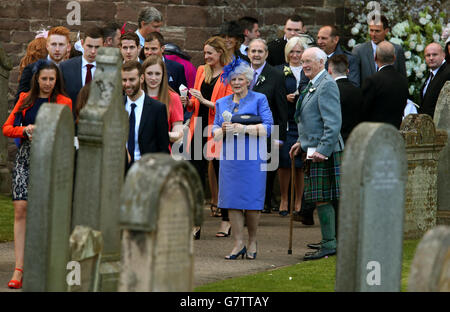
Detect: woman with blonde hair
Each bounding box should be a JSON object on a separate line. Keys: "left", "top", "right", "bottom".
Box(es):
{"left": 181, "top": 36, "right": 233, "bottom": 238}
{"left": 142, "top": 55, "right": 184, "bottom": 144}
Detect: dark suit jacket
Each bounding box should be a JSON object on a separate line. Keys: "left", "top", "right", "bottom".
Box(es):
{"left": 336, "top": 78, "right": 363, "bottom": 142}
{"left": 353, "top": 41, "right": 406, "bottom": 87}
{"left": 267, "top": 38, "right": 287, "bottom": 67}
{"left": 419, "top": 61, "right": 450, "bottom": 118}
{"left": 326, "top": 45, "right": 361, "bottom": 87}
{"left": 125, "top": 94, "right": 170, "bottom": 157}
{"left": 165, "top": 57, "right": 187, "bottom": 95}
{"left": 361, "top": 65, "right": 409, "bottom": 129}
{"left": 59, "top": 56, "right": 83, "bottom": 108}
{"left": 15, "top": 61, "right": 36, "bottom": 104}
{"left": 252, "top": 63, "right": 288, "bottom": 141}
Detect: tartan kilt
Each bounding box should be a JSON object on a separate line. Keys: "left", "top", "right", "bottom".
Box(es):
{"left": 304, "top": 151, "right": 342, "bottom": 203}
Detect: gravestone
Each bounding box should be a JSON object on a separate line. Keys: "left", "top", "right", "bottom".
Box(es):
{"left": 433, "top": 81, "right": 450, "bottom": 225}
{"left": 408, "top": 226, "right": 450, "bottom": 292}
{"left": 72, "top": 47, "right": 128, "bottom": 291}
{"left": 68, "top": 225, "right": 103, "bottom": 292}
{"left": 400, "top": 114, "right": 448, "bottom": 239}
{"left": 0, "top": 42, "right": 12, "bottom": 194}
{"left": 23, "top": 104, "right": 75, "bottom": 292}
{"left": 336, "top": 122, "right": 407, "bottom": 292}
{"left": 119, "top": 154, "right": 203, "bottom": 292}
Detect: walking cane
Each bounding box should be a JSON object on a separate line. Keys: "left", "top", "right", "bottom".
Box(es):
{"left": 288, "top": 155, "right": 296, "bottom": 255}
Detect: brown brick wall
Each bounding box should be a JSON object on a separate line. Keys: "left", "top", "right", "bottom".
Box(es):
{"left": 0, "top": 0, "right": 348, "bottom": 107}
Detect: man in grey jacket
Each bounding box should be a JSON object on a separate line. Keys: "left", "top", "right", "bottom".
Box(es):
{"left": 352, "top": 15, "right": 406, "bottom": 86}
{"left": 290, "top": 47, "right": 344, "bottom": 261}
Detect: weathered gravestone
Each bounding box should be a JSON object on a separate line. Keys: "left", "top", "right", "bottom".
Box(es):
{"left": 408, "top": 226, "right": 450, "bottom": 292}
{"left": 67, "top": 225, "right": 103, "bottom": 292}
{"left": 0, "top": 42, "right": 12, "bottom": 194}
{"left": 119, "top": 154, "right": 203, "bottom": 292}
{"left": 336, "top": 123, "right": 407, "bottom": 292}
{"left": 23, "top": 104, "right": 74, "bottom": 292}
{"left": 400, "top": 114, "right": 448, "bottom": 239}
{"left": 433, "top": 81, "right": 450, "bottom": 226}
{"left": 72, "top": 47, "right": 128, "bottom": 291}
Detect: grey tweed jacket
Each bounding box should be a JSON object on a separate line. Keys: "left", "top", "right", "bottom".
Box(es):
{"left": 296, "top": 70, "right": 344, "bottom": 157}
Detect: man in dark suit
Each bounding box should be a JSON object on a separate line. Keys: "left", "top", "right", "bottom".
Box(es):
{"left": 60, "top": 26, "right": 104, "bottom": 108}
{"left": 419, "top": 42, "right": 450, "bottom": 118}
{"left": 328, "top": 54, "right": 362, "bottom": 142}
{"left": 361, "top": 41, "right": 409, "bottom": 129}
{"left": 122, "top": 60, "right": 169, "bottom": 167}
{"left": 317, "top": 25, "right": 361, "bottom": 87}
{"left": 141, "top": 32, "right": 187, "bottom": 95}
{"left": 15, "top": 26, "right": 71, "bottom": 103}
{"left": 248, "top": 38, "right": 288, "bottom": 213}
{"left": 352, "top": 15, "right": 406, "bottom": 87}
{"left": 267, "top": 15, "right": 314, "bottom": 67}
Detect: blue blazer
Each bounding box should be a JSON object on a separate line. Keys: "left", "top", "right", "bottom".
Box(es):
{"left": 296, "top": 71, "right": 344, "bottom": 157}
{"left": 165, "top": 57, "right": 187, "bottom": 95}
{"left": 59, "top": 56, "right": 83, "bottom": 108}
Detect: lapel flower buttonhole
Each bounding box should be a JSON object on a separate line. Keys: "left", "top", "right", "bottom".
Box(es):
{"left": 308, "top": 87, "right": 316, "bottom": 93}
{"left": 256, "top": 75, "right": 265, "bottom": 86}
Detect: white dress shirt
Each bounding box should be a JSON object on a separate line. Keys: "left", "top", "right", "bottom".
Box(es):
{"left": 81, "top": 56, "right": 96, "bottom": 87}
{"left": 125, "top": 91, "right": 145, "bottom": 161}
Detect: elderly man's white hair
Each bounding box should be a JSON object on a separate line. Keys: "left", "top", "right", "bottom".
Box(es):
{"left": 248, "top": 38, "right": 268, "bottom": 52}
{"left": 304, "top": 47, "right": 328, "bottom": 64}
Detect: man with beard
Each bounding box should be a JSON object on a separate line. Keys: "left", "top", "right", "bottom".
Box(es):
{"left": 122, "top": 60, "right": 169, "bottom": 169}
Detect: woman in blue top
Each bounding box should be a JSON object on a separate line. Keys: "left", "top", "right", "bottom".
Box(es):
{"left": 212, "top": 58, "right": 273, "bottom": 260}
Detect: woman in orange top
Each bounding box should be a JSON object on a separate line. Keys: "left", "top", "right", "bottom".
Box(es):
{"left": 142, "top": 55, "right": 184, "bottom": 145}
{"left": 2, "top": 60, "right": 72, "bottom": 289}
{"left": 181, "top": 36, "right": 232, "bottom": 238}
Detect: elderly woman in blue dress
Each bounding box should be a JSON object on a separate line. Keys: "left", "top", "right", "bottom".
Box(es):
{"left": 212, "top": 58, "right": 273, "bottom": 260}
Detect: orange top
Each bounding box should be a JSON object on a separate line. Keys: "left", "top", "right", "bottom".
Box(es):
{"left": 3, "top": 92, "right": 72, "bottom": 138}
{"left": 186, "top": 65, "right": 232, "bottom": 157}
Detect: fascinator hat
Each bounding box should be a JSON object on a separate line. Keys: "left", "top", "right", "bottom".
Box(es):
{"left": 31, "top": 59, "right": 52, "bottom": 75}
{"left": 221, "top": 57, "right": 254, "bottom": 85}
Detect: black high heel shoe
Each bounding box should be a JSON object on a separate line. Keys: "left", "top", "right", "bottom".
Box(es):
{"left": 225, "top": 246, "right": 246, "bottom": 260}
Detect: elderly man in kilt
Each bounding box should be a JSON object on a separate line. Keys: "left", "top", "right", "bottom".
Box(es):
{"left": 290, "top": 47, "right": 343, "bottom": 261}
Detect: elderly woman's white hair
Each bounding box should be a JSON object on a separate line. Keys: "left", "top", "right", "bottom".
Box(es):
{"left": 222, "top": 58, "right": 254, "bottom": 85}
{"left": 284, "top": 36, "right": 309, "bottom": 63}
{"left": 304, "top": 47, "right": 328, "bottom": 64}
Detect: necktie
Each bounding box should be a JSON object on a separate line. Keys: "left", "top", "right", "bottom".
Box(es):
{"left": 294, "top": 82, "right": 312, "bottom": 124}
{"left": 249, "top": 71, "right": 258, "bottom": 90}
{"left": 423, "top": 72, "right": 435, "bottom": 96}
{"left": 85, "top": 64, "right": 94, "bottom": 85}
{"left": 128, "top": 103, "right": 136, "bottom": 163}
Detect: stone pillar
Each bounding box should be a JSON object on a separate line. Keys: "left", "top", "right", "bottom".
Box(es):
{"left": 433, "top": 82, "right": 450, "bottom": 225}
{"left": 0, "top": 42, "right": 13, "bottom": 194}
{"left": 336, "top": 123, "right": 407, "bottom": 292}
{"left": 72, "top": 47, "right": 128, "bottom": 291}
{"left": 23, "top": 104, "right": 75, "bottom": 292}
{"left": 119, "top": 154, "right": 203, "bottom": 292}
{"left": 400, "top": 114, "right": 448, "bottom": 239}
{"left": 408, "top": 226, "right": 450, "bottom": 292}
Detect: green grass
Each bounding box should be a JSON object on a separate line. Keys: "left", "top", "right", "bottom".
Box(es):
{"left": 0, "top": 194, "right": 14, "bottom": 242}
{"left": 195, "top": 239, "right": 420, "bottom": 292}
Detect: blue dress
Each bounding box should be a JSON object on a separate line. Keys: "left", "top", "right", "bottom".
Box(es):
{"left": 213, "top": 91, "right": 274, "bottom": 211}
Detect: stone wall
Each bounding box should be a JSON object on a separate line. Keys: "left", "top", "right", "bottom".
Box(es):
{"left": 0, "top": 0, "right": 347, "bottom": 108}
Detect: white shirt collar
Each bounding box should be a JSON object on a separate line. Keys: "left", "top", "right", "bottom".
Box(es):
{"left": 135, "top": 29, "right": 145, "bottom": 47}
{"left": 371, "top": 40, "right": 378, "bottom": 55}
{"left": 82, "top": 56, "right": 96, "bottom": 68}
{"left": 251, "top": 62, "right": 266, "bottom": 76}
{"left": 126, "top": 90, "right": 145, "bottom": 107}
{"left": 334, "top": 76, "right": 347, "bottom": 81}
{"left": 311, "top": 69, "right": 326, "bottom": 85}
{"left": 431, "top": 59, "right": 446, "bottom": 76}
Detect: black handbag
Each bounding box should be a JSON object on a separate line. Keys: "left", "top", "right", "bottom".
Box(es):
{"left": 230, "top": 114, "right": 262, "bottom": 125}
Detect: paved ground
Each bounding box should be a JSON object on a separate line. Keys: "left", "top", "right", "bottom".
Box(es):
{"left": 0, "top": 207, "right": 321, "bottom": 291}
